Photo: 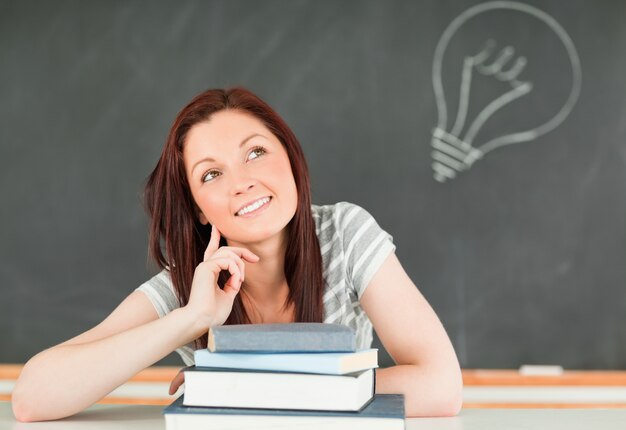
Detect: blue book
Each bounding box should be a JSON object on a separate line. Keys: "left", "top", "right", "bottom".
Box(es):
{"left": 208, "top": 323, "right": 356, "bottom": 353}
{"left": 194, "top": 348, "right": 378, "bottom": 375}
{"left": 164, "top": 394, "right": 405, "bottom": 430}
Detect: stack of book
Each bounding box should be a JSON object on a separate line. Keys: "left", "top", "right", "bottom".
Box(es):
{"left": 163, "top": 322, "right": 405, "bottom": 429}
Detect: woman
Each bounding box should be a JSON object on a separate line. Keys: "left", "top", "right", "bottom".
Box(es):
{"left": 12, "top": 87, "right": 463, "bottom": 421}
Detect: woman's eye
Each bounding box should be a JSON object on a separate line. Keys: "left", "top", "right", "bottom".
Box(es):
{"left": 202, "top": 147, "right": 266, "bottom": 183}
{"left": 201, "top": 170, "right": 221, "bottom": 183}
{"left": 248, "top": 146, "right": 266, "bottom": 160}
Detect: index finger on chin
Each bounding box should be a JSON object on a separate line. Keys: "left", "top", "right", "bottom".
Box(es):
{"left": 204, "top": 226, "right": 221, "bottom": 261}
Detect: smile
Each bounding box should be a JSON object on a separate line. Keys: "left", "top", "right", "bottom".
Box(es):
{"left": 235, "top": 196, "right": 272, "bottom": 217}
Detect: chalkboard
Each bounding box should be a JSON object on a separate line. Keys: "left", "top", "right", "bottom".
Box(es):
{"left": 2, "top": 0, "right": 625, "bottom": 369}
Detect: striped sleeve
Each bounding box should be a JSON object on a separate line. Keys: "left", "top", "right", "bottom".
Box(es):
{"left": 336, "top": 202, "right": 396, "bottom": 299}
{"left": 135, "top": 269, "right": 180, "bottom": 317}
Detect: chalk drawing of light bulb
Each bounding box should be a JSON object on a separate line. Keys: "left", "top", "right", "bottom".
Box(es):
{"left": 431, "top": 1, "right": 582, "bottom": 183}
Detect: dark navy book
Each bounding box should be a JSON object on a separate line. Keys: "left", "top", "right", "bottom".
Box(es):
{"left": 163, "top": 393, "right": 405, "bottom": 430}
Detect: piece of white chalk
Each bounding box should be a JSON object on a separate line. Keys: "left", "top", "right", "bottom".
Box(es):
{"left": 519, "top": 365, "right": 564, "bottom": 376}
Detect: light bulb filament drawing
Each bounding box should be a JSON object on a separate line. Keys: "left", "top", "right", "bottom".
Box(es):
{"left": 430, "top": 1, "right": 582, "bottom": 183}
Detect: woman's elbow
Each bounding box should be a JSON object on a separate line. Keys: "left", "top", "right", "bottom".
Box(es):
{"left": 445, "top": 373, "right": 463, "bottom": 416}
{"left": 439, "top": 387, "right": 464, "bottom": 417}
{"left": 11, "top": 365, "right": 41, "bottom": 422}
{"left": 11, "top": 389, "right": 37, "bottom": 423}
{"left": 12, "top": 388, "right": 71, "bottom": 423}
{"left": 11, "top": 370, "right": 59, "bottom": 422}
{"left": 407, "top": 368, "right": 464, "bottom": 417}
{"left": 437, "top": 369, "right": 464, "bottom": 416}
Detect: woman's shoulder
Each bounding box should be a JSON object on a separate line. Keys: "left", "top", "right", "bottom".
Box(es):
{"left": 311, "top": 200, "right": 367, "bottom": 224}
{"left": 139, "top": 268, "right": 173, "bottom": 289}
{"left": 311, "top": 200, "right": 361, "bottom": 213}
{"left": 313, "top": 201, "right": 396, "bottom": 300}
{"left": 311, "top": 201, "right": 380, "bottom": 236}
{"left": 135, "top": 268, "right": 179, "bottom": 317}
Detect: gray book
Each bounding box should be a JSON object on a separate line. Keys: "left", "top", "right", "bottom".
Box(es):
{"left": 208, "top": 323, "right": 356, "bottom": 353}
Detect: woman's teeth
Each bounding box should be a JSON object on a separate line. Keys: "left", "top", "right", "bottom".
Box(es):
{"left": 237, "top": 197, "right": 271, "bottom": 216}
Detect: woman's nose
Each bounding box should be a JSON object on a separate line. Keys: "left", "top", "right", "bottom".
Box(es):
{"left": 230, "top": 169, "right": 257, "bottom": 195}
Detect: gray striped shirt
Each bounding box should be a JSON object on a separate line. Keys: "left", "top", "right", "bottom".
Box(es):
{"left": 136, "top": 201, "right": 395, "bottom": 365}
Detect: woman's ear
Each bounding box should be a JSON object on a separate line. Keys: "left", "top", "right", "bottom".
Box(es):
{"left": 198, "top": 211, "right": 209, "bottom": 225}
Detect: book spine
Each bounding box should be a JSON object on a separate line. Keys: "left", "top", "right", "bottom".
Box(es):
{"left": 372, "top": 368, "right": 376, "bottom": 397}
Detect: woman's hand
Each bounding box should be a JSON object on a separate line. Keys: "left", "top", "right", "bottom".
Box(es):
{"left": 168, "top": 369, "right": 185, "bottom": 395}
{"left": 184, "top": 226, "right": 259, "bottom": 333}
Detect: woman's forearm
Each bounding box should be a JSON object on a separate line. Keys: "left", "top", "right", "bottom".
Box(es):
{"left": 12, "top": 308, "right": 201, "bottom": 422}
{"left": 375, "top": 364, "right": 463, "bottom": 417}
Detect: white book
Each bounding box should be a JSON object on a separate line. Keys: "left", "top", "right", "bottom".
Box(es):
{"left": 183, "top": 367, "right": 375, "bottom": 411}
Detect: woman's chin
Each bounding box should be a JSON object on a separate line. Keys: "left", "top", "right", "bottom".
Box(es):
{"left": 228, "top": 225, "right": 288, "bottom": 247}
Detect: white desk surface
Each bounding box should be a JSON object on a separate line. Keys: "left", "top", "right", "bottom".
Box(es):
{"left": 2, "top": 401, "right": 626, "bottom": 430}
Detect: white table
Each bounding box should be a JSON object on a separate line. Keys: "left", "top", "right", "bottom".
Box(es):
{"left": 3, "top": 401, "right": 626, "bottom": 429}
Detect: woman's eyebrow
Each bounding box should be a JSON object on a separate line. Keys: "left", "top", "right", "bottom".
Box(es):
{"left": 191, "top": 133, "right": 265, "bottom": 174}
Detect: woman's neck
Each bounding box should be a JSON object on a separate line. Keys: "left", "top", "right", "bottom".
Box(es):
{"left": 226, "top": 228, "right": 289, "bottom": 307}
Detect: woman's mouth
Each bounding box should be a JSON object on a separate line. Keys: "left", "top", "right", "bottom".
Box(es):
{"left": 235, "top": 196, "right": 272, "bottom": 217}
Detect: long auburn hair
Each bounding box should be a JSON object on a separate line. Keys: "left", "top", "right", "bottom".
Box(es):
{"left": 143, "top": 87, "right": 324, "bottom": 349}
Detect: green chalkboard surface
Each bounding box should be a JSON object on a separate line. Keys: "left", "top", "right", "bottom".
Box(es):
{"left": 1, "top": 0, "right": 625, "bottom": 369}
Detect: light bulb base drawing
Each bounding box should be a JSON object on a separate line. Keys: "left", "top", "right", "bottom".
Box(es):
{"left": 431, "top": 127, "right": 483, "bottom": 183}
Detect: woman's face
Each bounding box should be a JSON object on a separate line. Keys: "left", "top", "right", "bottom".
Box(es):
{"left": 183, "top": 109, "right": 298, "bottom": 245}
